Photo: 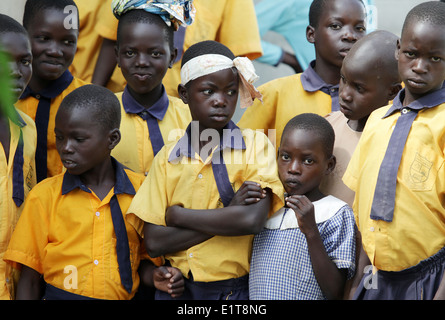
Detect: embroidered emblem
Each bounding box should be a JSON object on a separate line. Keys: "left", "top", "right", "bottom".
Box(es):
{"left": 409, "top": 152, "right": 432, "bottom": 184}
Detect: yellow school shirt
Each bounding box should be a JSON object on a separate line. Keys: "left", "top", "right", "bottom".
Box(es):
{"left": 111, "top": 90, "right": 191, "bottom": 175}
{"left": 127, "top": 125, "right": 284, "bottom": 282}
{"left": 15, "top": 76, "right": 88, "bottom": 179}
{"left": 343, "top": 103, "right": 445, "bottom": 272}
{"left": 4, "top": 160, "right": 153, "bottom": 300}
{"left": 237, "top": 73, "right": 332, "bottom": 148}
{"left": 0, "top": 109, "right": 36, "bottom": 300}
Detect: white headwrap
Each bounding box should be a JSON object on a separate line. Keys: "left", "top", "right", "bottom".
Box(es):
{"left": 180, "top": 54, "right": 262, "bottom": 108}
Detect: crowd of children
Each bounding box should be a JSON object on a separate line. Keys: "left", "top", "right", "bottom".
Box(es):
{"left": 0, "top": 0, "right": 444, "bottom": 301}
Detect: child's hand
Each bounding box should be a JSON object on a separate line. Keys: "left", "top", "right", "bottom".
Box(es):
{"left": 153, "top": 266, "right": 184, "bottom": 298}
{"left": 229, "top": 181, "right": 266, "bottom": 206}
{"left": 285, "top": 195, "right": 317, "bottom": 237}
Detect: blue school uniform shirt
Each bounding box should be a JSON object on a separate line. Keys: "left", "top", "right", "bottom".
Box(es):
{"left": 249, "top": 195, "right": 356, "bottom": 300}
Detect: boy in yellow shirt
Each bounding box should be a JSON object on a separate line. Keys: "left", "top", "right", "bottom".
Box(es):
{"left": 238, "top": 0, "right": 367, "bottom": 148}
{"left": 4, "top": 85, "right": 184, "bottom": 300}
{"left": 0, "top": 14, "right": 37, "bottom": 300}
{"left": 344, "top": 1, "right": 445, "bottom": 300}
{"left": 127, "top": 40, "right": 283, "bottom": 300}
{"left": 110, "top": 1, "right": 194, "bottom": 175}
{"left": 16, "top": 0, "right": 88, "bottom": 182}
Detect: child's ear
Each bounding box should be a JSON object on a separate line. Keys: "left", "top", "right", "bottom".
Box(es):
{"left": 178, "top": 84, "right": 188, "bottom": 104}
{"left": 108, "top": 128, "right": 121, "bottom": 150}
{"left": 325, "top": 155, "right": 336, "bottom": 175}
{"left": 387, "top": 83, "right": 403, "bottom": 101}
{"left": 306, "top": 25, "right": 316, "bottom": 44}
{"left": 395, "top": 39, "right": 401, "bottom": 61}
{"left": 169, "top": 48, "right": 178, "bottom": 68}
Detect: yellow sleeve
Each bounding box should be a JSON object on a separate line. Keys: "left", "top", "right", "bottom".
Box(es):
{"left": 4, "top": 185, "right": 51, "bottom": 273}
{"left": 126, "top": 146, "right": 169, "bottom": 226}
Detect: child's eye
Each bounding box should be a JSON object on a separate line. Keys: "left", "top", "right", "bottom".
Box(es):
{"left": 63, "top": 39, "right": 76, "bottom": 46}
{"left": 35, "top": 35, "right": 49, "bottom": 42}
{"left": 355, "top": 85, "right": 364, "bottom": 93}
{"left": 404, "top": 51, "right": 416, "bottom": 58}
{"left": 303, "top": 158, "right": 314, "bottom": 165}
{"left": 21, "top": 59, "right": 31, "bottom": 66}
{"left": 356, "top": 25, "right": 366, "bottom": 32}
{"left": 126, "top": 50, "right": 135, "bottom": 57}
{"left": 151, "top": 52, "right": 162, "bottom": 58}
{"left": 431, "top": 56, "right": 442, "bottom": 62}
{"left": 329, "top": 24, "right": 341, "bottom": 30}
{"left": 227, "top": 89, "right": 237, "bottom": 96}
{"left": 75, "top": 137, "right": 86, "bottom": 142}
{"left": 280, "top": 154, "right": 291, "bottom": 161}
{"left": 202, "top": 89, "right": 213, "bottom": 95}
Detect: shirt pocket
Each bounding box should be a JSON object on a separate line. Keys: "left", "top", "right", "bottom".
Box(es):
{"left": 400, "top": 136, "right": 444, "bottom": 191}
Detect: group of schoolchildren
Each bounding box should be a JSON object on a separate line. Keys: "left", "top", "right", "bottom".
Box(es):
{"left": 0, "top": 0, "right": 444, "bottom": 301}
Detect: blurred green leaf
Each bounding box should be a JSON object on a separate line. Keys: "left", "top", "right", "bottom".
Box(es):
{"left": 0, "top": 46, "right": 16, "bottom": 123}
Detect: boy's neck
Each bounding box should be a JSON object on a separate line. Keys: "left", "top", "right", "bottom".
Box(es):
{"left": 313, "top": 58, "right": 341, "bottom": 85}
{"left": 347, "top": 117, "right": 368, "bottom": 132}
{"left": 79, "top": 157, "right": 116, "bottom": 201}
{"left": 28, "top": 76, "right": 52, "bottom": 93}
{"left": 128, "top": 84, "right": 164, "bottom": 109}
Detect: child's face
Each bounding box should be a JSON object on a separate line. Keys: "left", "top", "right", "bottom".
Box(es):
{"left": 27, "top": 8, "right": 78, "bottom": 82}
{"left": 397, "top": 21, "right": 445, "bottom": 104}
{"left": 278, "top": 128, "right": 334, "bottom": 200}
{"left": 116, "top": 21, "right": 175, "bottom": 96}
{"left": 179, "top": 68, "right": 239, "bottom": 132}
{"left": 55, "top": 107, "right": 116, "bottom": 176}
{"left": 309, "top": 0, "right": 366, "bottom": 69}
{"left": 339, "top": 57, "right": 394, "bottom": 120}
{"left": 0, "top": 32, "right": 32, "bottom": 101}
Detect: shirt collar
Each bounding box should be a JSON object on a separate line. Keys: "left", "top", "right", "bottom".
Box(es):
{"left": 20, "top": 70, "right": 74, "bottom": 100}
{"left": 122, "top": 85, "right": 169, "bottom": 121}
{"left": 9, "top": 108, "right": 27, "bottom": 128}
{"left": 62, "top": 157, "right": 136, "bottom": 196}
{"left": 300, "top": 60, "right": 339, "bottom": 93}
{"left": 168, "top": 120, "right": 246, "bottom": 162}
{"left": 383, "top": 84, "right": 445, "bottom": 118}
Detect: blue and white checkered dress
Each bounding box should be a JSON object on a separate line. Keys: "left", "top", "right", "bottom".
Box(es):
{"left": 249, "top": 195, "right": 356, "bottom": 300}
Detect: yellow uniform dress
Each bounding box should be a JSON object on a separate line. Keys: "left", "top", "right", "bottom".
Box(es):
{"left": 4, "top": 159, "right": 152, "bottom": 300}
{"left": 16, "top": 71, "right": 87, "bottom": 181}
{"left": 0, "top": 109, "right": 36, "bottom": 300}
{"left": 343, "top": 90, "right": 445, "bottom": 272}
{"left": 238, "top": 62, "right": 339, "bottom": 148}
{"left": 127, "top": 121, "right": 284, "bottom": 282}
{"left": 111, "top": 87, "right": 191, "bottom": 175}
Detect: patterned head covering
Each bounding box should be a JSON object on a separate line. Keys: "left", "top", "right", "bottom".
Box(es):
{"left": 111, "top": 0, "right": 195, "bottom": 30}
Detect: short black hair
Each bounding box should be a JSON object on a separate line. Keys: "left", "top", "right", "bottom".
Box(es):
{"left": 181, "top": 40, "right": 235, "bottom": 68}
{"left": 59, "top": 84, "right": 121, "bottom": 131}
{"left": 116, "top": 9, "right": 174, "bottom": 52}
{"left": 23, "top": 0, "right": 78, "bottom": 30}
{"left": 282, "top": 113, "right": 335, "bottom": 158}
{"left": 402, "top": 1, "right": 445, "bottom": 36}
{"left": 309, "top": 0, "right": 365, "bottom": 28}
{"left": 0, "top": 14, "right": 28, "bottom": 37}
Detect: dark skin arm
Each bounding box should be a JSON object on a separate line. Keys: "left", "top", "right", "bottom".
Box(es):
{"left": 16, "top": 265, "right": 43, "bottom": 300}
{"left": 286, "top": 194, "right": 347, "bottom": 300}
{"left": 144, "top": 182, "right": 269, "bottom": 257}
{"left": 138, "top": 260, "right": 184, "bottom": 298}
{"left": 166, "top": 187, "right": 271, "bottom": 236}
{"left": 91, "top": 38, "right": 117, "bottom": 87}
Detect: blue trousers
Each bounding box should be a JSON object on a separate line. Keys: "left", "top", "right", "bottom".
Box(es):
{"left": 353, "top": 246, "right": 445, "bottom": 300}
{"left": 155, "top": 274, "right": 249, "bottom": 300}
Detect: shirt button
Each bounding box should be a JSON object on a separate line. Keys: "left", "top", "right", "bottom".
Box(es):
{"left": 95, "top": 211, "right": 100, "bottom": 217}
{"left": 145, "top": 172, "right": 149, "bottom": 176}
{"left": 189, "top": 253, "right": 193, "bottom": 258}
{"left": 402, "top": 108, "right": 409, "bottom": 114}
{"left": 370, "top": 227, "right": 375, "bottom": 232}
{"left": 198, "top": 174, "right": 203, "bottom": 179}
{"left": 35, "top": 94, "right": 40, "bottom": 99}
{"left": 94, "top": 259, "right": 99, "bottom": 265}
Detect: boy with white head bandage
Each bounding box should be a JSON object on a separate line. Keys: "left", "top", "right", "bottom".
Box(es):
{"left": 127, "top": 40, "right": 284, "bottom": 300}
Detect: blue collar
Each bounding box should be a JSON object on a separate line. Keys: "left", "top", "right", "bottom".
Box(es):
{"left": 300, "top": 60, "right": 339, "bottom": 93}
{"left": 61, "top": 157, "right": 136, "bottom": 196}
{"left": 122, "top": 85, "right": 169, "bottom": 121}
{"left": 383, "top": 84, "right": 445, "bottom": 118}
{"left": 20, "top": 70, "right": 74, "bottom": 100}
{"left": 168, "top": 120, "right": 246, "bottom": 162}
